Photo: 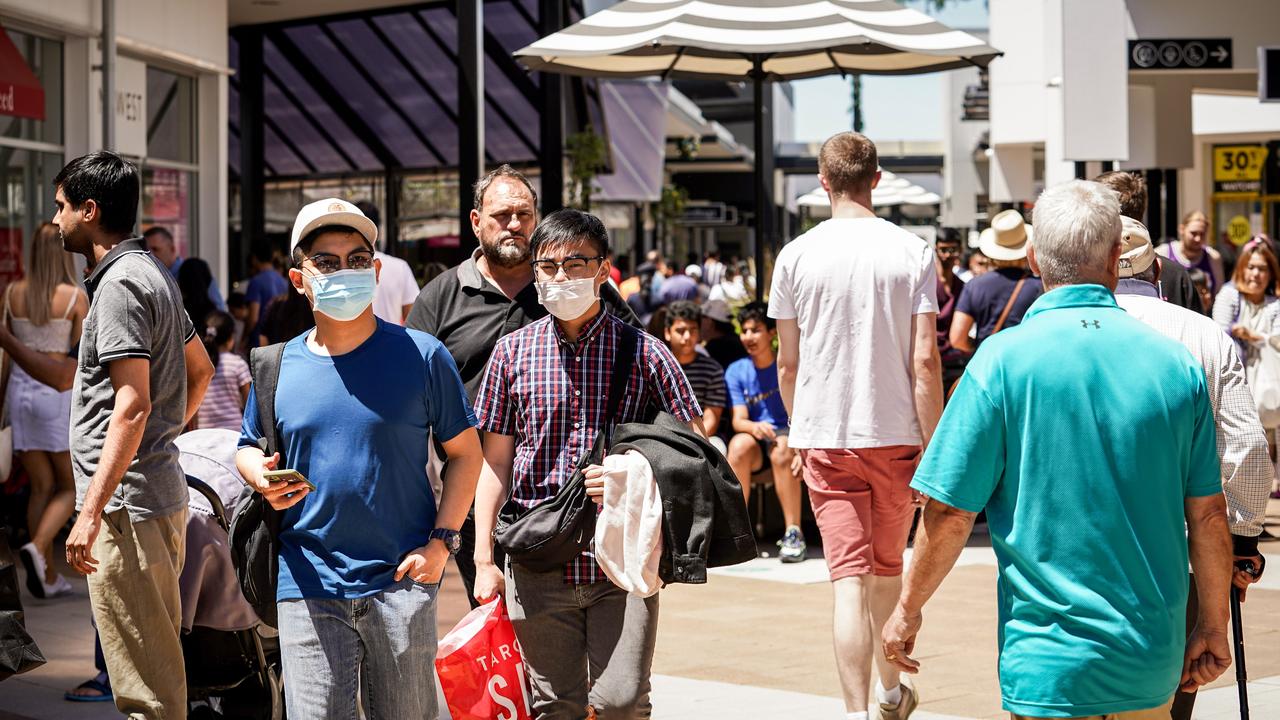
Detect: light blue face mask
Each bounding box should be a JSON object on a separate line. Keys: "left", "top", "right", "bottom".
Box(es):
{"left": 305, "top": 268, "right": 377, "bottom": 322}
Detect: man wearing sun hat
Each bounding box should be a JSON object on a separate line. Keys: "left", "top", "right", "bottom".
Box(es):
{"left": 948, "top": 209, "right": 1044, "bottom": 353}
{"left": 234, "top": 198, "right": 484, "bottom": 719}
{"left": 1112, "top": 215, "right": 1272, "bottom": 720}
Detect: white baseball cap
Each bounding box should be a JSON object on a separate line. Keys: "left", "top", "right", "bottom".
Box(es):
{"left": 289, "top": 198, "right": 378, "bottom": 253}
{"left": 1118, "top": 216, "right": 1156, "bottom": 279}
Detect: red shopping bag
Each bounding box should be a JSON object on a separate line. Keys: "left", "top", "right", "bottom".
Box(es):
{"left": 436, "top": 596, "right": 533, "bottom": 720}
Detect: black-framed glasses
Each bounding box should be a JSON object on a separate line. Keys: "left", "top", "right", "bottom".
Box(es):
{"left": 530, "top": 255, "right": 603, "bottom": 279}
{"left": 302, "top": 250, "right": 375, "bottom": 275}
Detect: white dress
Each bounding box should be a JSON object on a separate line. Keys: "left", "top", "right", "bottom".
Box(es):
{"left": 4, "top": 286, "right": 78, "bottom": 452}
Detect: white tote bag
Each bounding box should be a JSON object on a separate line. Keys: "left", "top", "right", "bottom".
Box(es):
{"left": 1248, "top": 339, "right": 1280, "bottom": 429}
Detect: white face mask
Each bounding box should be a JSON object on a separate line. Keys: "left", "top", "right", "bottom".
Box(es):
{"left": 535, "top": 277, "right": 599, "bottom": 321}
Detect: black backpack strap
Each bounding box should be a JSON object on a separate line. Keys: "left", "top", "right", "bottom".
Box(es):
{"left": 607, "top": 323, "right": 639, "bottom": 425}
{"left": 248, "top": 343, "right": 287, "bottom": 460}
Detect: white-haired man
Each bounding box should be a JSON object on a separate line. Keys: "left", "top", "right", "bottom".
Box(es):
{"left": 883, "top": 180, "right": 1234, "bottom": 719}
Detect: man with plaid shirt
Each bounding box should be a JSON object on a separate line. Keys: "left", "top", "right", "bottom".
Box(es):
{"left": 473, "top": 209, "right": 701, "bottom": 719}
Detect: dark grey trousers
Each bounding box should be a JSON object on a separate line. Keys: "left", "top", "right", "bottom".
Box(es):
{"left": 505, "top": 562, "right": 659, "bottom": 720}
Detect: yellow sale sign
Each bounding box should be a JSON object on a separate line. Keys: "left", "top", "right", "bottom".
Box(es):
{"left": 1213, "top": 145, "right": 1267, "bottom": 183}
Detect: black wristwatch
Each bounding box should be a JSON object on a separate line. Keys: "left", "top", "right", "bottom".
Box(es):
{"left": 429, "top": 528, "right": 462, "bottom": 556}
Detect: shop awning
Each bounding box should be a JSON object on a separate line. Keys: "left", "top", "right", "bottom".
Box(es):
{"left": 230, "top": 2, "right": 545, "bottom": 178}
{"left": 0, "top": 28, "right": 45, "bottom": 121}
{"left": 594, "top": 80, "right": 668, "bottom": 203}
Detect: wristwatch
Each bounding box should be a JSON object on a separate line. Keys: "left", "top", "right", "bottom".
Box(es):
{"left": 429, "top": 528, "right": 462, "bottom": 556}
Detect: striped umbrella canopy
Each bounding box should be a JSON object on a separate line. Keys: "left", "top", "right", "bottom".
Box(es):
{"left": 516, "top": 1, "right": 999, "bottom": 296}
{"left": 798, "top": 170, "right": 942, "bottom": 210}
{"left": 516, "top": 0, "right": 1000, "bottom": 80}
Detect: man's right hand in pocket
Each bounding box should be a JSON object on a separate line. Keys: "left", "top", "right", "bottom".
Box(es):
{"left": 248, "top": 452, "right": 309, "bottom": 510}
{"left": 473, "top": 560, "right": 506, "bottom": 604}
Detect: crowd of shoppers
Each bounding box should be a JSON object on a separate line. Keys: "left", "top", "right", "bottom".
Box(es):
{"left": 0, "top": 131, "right": 1274, "bottom": 720}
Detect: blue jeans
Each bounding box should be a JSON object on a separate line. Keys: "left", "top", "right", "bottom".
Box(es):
{"left": 277, "top": 578, "right": 440, "bottom": 719}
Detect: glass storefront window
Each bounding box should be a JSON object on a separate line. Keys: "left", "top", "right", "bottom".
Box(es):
{"left": 0, "top": 29, "right": 62, "bottom": 146}
{"left": 0, "top": 149, "right": 65, "bottom": 287}
{"left": 146, "top": 67, "right": 196, "bottom": 164}
{"left": 140, "top": 167, "right": 196, "bottom": 258}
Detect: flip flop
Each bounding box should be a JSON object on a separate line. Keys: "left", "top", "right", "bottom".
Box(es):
{"left": 64, "top": 676, "right": 113, "bottom": 703}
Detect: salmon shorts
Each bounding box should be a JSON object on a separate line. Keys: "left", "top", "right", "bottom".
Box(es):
{"left": 801, "top": 446, "right": 921, "bottom": 580}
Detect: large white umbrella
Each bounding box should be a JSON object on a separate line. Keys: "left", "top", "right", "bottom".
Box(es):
{"left": 516, "top": 0, "right": 999, "bottom": 296}
{"left": 798, "top": 170, "right": 942, "bottom": 212}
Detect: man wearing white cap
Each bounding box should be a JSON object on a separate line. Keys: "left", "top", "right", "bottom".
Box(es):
{"left": 234, "top": 198, "right": 483, "bottom": 719}
{"left": 949, "top": 209, "right": 1043, "bottom": 353}
{"left": 1112, "top": 216, "right": 1271, "bottom": 720}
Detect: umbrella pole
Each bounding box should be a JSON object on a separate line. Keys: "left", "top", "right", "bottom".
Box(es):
{"left": 751, "top": 56, "right": 773, "bottom": 301}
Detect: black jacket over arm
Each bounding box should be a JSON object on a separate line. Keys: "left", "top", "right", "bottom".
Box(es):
{"left": 612, "top": 412, "right": 756, "bottom": 584}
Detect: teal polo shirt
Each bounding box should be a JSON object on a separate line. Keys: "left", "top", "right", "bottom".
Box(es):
{"left": 912, "top": 284, "right": 1220, "bottom": 718}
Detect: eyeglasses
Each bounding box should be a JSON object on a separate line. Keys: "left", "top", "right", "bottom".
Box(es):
{"left": 530, "top": 255, "right": 603, "bottom": 279}
{"left": 302, "top": 250, "right": 375, "bottom": 275}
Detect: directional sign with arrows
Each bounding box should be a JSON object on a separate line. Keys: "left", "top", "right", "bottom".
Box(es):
{"left": 1129, "top": 39, "right": 1232, "bottom": 70}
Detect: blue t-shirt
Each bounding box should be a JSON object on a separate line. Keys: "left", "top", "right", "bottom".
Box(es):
{"left": 725, "top": 357, "right": 788, "bottom": 429}
{"left": 955, "top": 267, "right": 1043, "bottom": 343}
{"left": 912, "top": 285, "right": 1220, "bottom": 718}
{"left": 244, "top": 267, "right": 288, "bottom": 309}
{"left": 239, "top": 320, "right": 477, "bottom": 600}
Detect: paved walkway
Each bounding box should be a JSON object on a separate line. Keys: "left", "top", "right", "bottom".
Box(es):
{"left": 5, "top": 505, "right": 1280, "bottom": 719}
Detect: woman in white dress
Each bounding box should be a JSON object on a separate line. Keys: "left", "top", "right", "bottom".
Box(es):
{"left": 5, "top": 223, "right": 88, "bottom": 598}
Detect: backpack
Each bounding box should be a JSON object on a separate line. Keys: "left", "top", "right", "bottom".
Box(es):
{"left": 228, "top": 343, "right": 286, "bottom": 628}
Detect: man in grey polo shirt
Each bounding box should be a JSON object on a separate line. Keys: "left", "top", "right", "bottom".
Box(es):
{"left": 56, "top": 151, "right": 214, "bottom": 719}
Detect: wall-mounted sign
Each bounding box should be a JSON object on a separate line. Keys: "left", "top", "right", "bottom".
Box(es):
{"left": 1212, "top": 144, "right": 1268, "bottom": 194}
{"left": 90, "top": 53, "right": 147, "bottom": 155}
{"left": 0, "top": 27, "right": 45, "bottom": 121}
{"left": 1226, "top": 215, "right": 1253, "bottom": 246}
{"left": 114, "top": 56, "right": 147, "bottom": 157}
{"left": 1129, "top": 38, "right": 1232, "bottom": 71}
{"left": 679, "top": 203, "right": 739, "bottom": 226}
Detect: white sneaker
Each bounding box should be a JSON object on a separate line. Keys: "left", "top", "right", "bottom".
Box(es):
{"left": 18, "top": 542, "right": 49, "bottom": 598}
{"left": 42, "top": 574, "right": 74, "bottom": 598}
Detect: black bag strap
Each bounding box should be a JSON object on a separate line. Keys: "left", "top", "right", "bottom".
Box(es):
{"left": 607, "top": 323, "right": 639, "bottom": 426}
{"left": 249, "top": 343, "right": 287, "bottom": 460}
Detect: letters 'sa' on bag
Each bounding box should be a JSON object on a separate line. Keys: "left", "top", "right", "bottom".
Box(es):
{"left": 493, "top": 325, "right": 638, "bottom": 571}
{"left": 0, "top": 532, "right": 45, "bottom": 680}
{"left": 229, "top": 343, "right": 286, "bottom": 628}
{"left": 436, "top": 597, "right": 533, "bottom": 720}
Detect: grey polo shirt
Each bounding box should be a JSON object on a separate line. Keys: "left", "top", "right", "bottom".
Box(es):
{"left": 72, "top": 238, "right": 196, "bottom": 521}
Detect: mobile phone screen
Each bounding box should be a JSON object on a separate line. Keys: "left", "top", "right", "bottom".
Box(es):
{"left": 262, "top": 469, "right": 316, "bottom": 492}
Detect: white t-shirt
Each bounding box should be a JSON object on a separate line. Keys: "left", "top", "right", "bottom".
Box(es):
{"left": 768, "top": 217, "right": 938, "bottom": 449}
{"left": 373, "top": 251, "right": 421, "bottom": 325}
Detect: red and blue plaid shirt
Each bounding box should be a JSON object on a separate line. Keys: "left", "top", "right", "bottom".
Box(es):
{"left": 475, "top": 309, "right": 700, "bottom": 584}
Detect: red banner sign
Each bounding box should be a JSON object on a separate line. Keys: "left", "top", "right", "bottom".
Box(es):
{"left": 0, "top": 27, "right": 45, "bottom": 121}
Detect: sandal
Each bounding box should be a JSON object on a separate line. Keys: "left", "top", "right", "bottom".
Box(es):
{"left": 64, "top": 673, "right": 113, "bottom": 703}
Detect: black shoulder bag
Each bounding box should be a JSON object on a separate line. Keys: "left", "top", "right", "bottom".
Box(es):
{"left": 494, "top": 324, "right": 639, "bottom": 572}
{"left": 228, "top": 343, "right": 286, "bottom": 628}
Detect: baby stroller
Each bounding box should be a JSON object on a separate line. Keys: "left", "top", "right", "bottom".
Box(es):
{"left": 178, "top": 429, "right": 284, "bottom": 720}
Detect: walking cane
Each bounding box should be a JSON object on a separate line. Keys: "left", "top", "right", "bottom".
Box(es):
{"left": 1230, "top": 560, "right": 1259, "bottom": 720}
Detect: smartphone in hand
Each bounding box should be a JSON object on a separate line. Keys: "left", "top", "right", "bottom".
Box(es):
{"left": 262, "top": 468, "right": 317, "bottom": 492}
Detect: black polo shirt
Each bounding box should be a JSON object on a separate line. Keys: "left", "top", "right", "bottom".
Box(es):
{"left": 406, "top": 250, "right": 641, "bottom": 400}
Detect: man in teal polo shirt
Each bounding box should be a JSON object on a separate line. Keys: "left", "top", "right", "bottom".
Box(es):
{"left": 881, "top": 180, "right": 1234, "bottom": 720}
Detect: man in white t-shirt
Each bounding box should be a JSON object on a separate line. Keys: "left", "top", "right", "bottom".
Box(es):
{"left": 356, "top": 201, "right": 421, "bottom": 324}
{"left": 769, "top": 132, "right": 942, "bottom": 720}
